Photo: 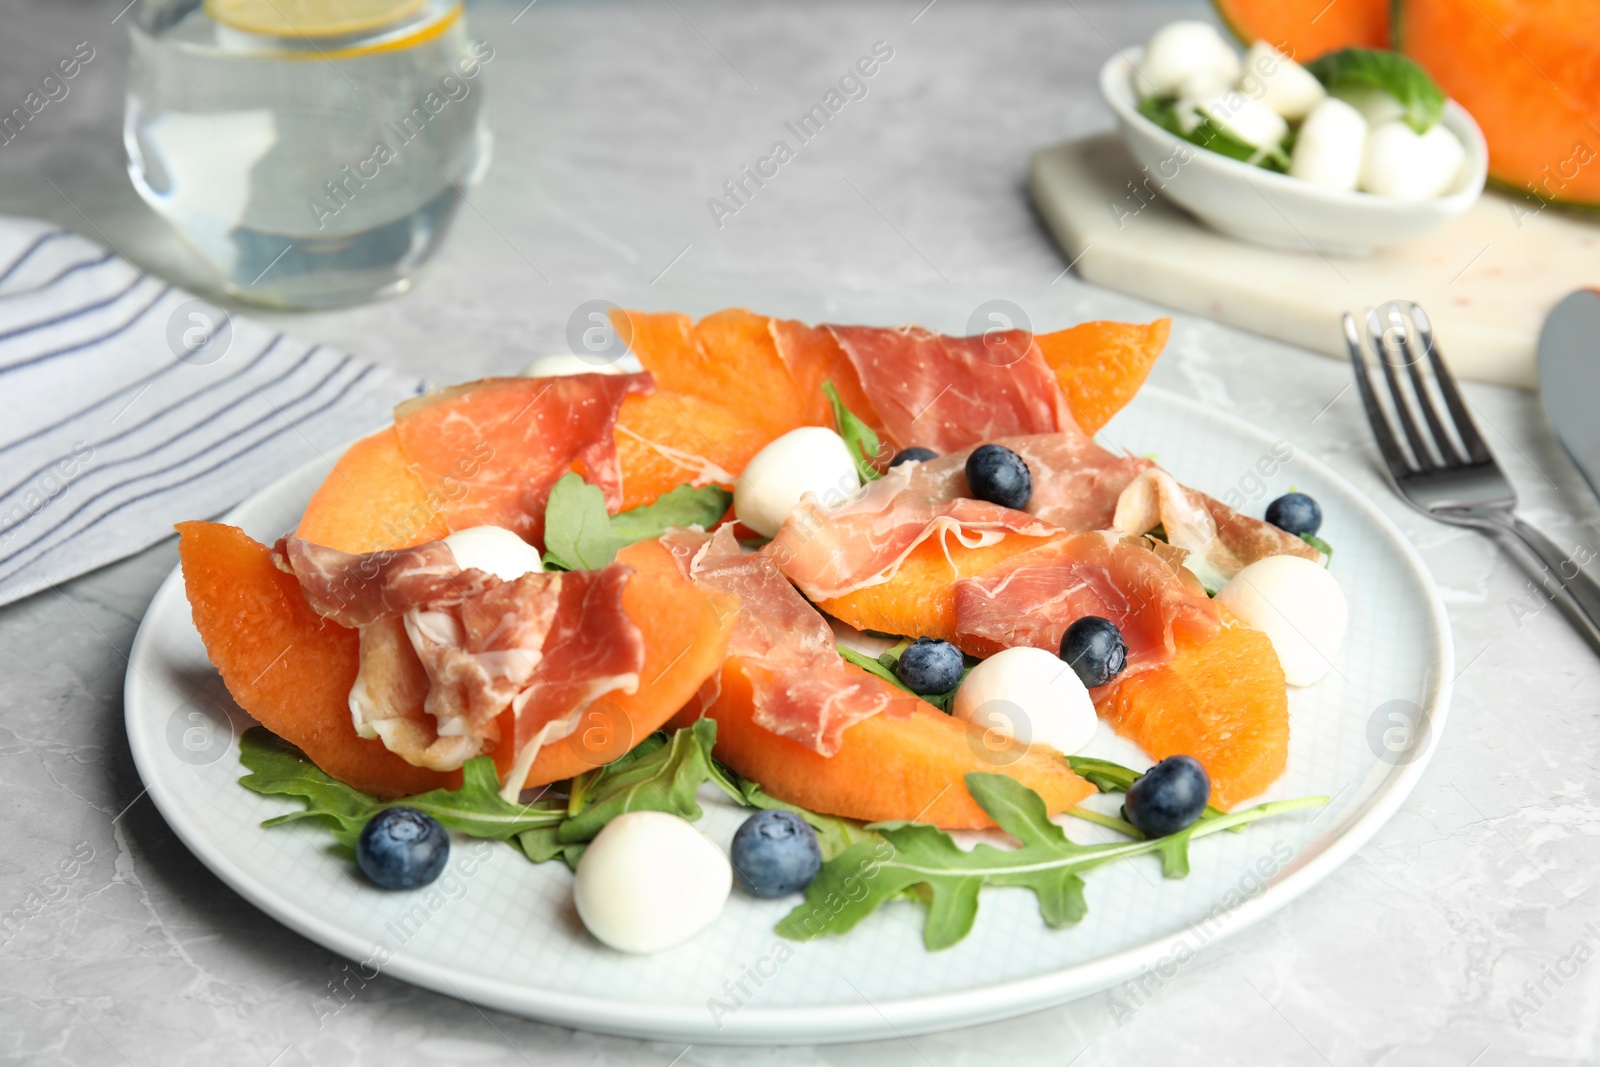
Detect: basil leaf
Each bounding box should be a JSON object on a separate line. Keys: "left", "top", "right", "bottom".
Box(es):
{"left": 542, "top": 471, "right": 623, "bottom": 571}
{"left": 777, "top": 772, "right": 1326, "bottom": 950}
{"left": 1138, "top": 96, "right": 1288, "bottom": 172}
{"left": 1305, "top": 48, "right": 1445, "bottom": 133}
{"left": 239, "top": 727, "right": 566, "bottom": 849}
{"left": 610, "top": 483, "right": 731, "bottom": 543}
{"left": 824, "top": 380, "right": 884, "bottom": 482}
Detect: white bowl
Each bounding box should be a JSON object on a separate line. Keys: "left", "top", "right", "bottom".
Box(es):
{"left": 1099, "top": 48, "right": 1487, "bottom": 255}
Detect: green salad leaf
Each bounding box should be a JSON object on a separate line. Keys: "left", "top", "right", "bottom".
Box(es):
{"left": 1066, "top": 754, "right": 1235, "bottom": 840}
{"left": 726, "top": 773, "right": 879, "bottom": 860}
{"left": 239, "top": 721, "right": 726, "bottom": 871}
{"left": 837, "top": 640, "right": 969, "bottom": 714}
{"left": 824, "top": 380, "right": 884, "bottom": 483}
{"left": 1300, "top": 532, "right": 1334, "bottom": 565}
{"left": 609, "top": 483, "right": 731, "bottom": 543}
{"left": 542, "top": 472, "right": 624, "bottom": 571}
{"left": 1138, "top": 96, "right": 1289, "bottom": 172}
{"left": 239, "top": 728, "right": 567, "bottom": 849}
{"left": 777, "top": 772, "right": 1325, "bottom": 949}
{"left": 543, "top": 474, "right": 732, "bottom": 571}
{"left": 1305, "top": 48, "right": 1445, "bottom": 133}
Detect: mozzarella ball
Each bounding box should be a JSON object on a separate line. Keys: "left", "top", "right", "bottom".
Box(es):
{"left": 1360, "top": 121, "right": 1467, "bottom": 199}
{"left": 951, "top": 646, "right": 1098, "bottom": 757}
{"left": 1176, "top": 69, "right": 1234, "bottom": 103}
{"left": 1134, "top": 21, "right": 1241, "bottom": 99}
{"left": 1237, "top": 41, "right": 1326, "bottom": 121}
{"left": 442, "top": 525, "right": 544, "bottom": 581}
{"left": 1196, "top": 91, "right": 1290, "bottom": 150}
{"left": 1215, "top": 556, "right": 1347, "bottom": 686}
{"left": 1336, "top": 86, "right": 1407, "bottom": 128}
{"left": 1289, "top": 97, "right": 1368, "bottom": 191}
{"left": 734, "top": 426, "right": 861, "bottom": 539}
{"left": 520, "top": 354, "right": 626, "bottom": 378}
{"left": 573, "top": 811, "right": 732, "bottom": 954}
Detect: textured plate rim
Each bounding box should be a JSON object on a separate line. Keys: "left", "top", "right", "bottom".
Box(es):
{"left": 124, "top": 386, "right": 1454, "bottom": 1045}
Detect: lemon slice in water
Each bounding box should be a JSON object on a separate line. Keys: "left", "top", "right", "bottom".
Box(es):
{"left": 205, "top": 0, "right": 428, "bottom": 38}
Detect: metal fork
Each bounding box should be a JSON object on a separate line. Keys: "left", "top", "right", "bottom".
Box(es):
{"left": 1345, "top": 300, "right": 1600, "bottom": 654}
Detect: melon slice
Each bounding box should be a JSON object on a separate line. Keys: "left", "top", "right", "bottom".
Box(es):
{"left": 177, "top": 520, "right": 450, "bottom": 798}
{"left": 1213, "top": 0, "right": 1389, "bottom": 59}
{"left": 1035, "top": 319, "right": 1170, "bottom": 436}
{"left": 179, "top": 524, "right": 736, "bottom": 799}
{"left": 1398, "top": 0, "right": 1600, "bottom": 207}
{"left": 295, "top": 427, "right": 447, "bottom": 554}
{"left": 1095, "top": 613, "right": 1288, "bottom": 809}
{"left": 680, "top": 660, "right": 1096, "bottom": 830}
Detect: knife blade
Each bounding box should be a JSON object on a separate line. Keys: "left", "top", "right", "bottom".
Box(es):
{"left": 1538, "top": 289, "right": 1600, "bottom": 506}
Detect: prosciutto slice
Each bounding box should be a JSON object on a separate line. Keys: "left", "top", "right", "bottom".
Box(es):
{"left": 663, "top": 526, "right": 916, "bottom": 756}
{"left": 1112, "top": 468, "right": 1319, "bottom": 588}
{"left": 952, "top": 531, "right": 1220, "bottom": 680}
{"left": 769, "top": 431, "right": 1144, "bottom": 602}
{"left": 826, "top": 325, "right": 1075, "bottom": 452}
{"left": 282, "top": 535, "right": 644, "bottom": 787}
{"left": 393, "top": 373, "right": 651, "bottom": 547}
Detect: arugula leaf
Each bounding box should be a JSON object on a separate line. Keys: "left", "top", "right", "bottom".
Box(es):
{"left": 1137, "top": 96, "right": 1288, "bottom": 172}
{"left": 542, "top": 472, "right": 623, "bottom": 571}
{"left": 728, "top": 775, "right": 878, "bottom": 860}
{"left": 556, "top": 718, "right": 719, "bottom": 843}
{"left": 824, "top": 380, "right": 883, "bottom": 483}
{"left": 1066, "top": 754, "right": 1231, "bottom": 828}
{"left": 1300, "top": 532, "right": 1334, "bottom": 565}
{"left": 1305, "top": 48, "right": 1445, "bottom": 133}
{"left": 838, "top": 642, "right": 910, "bottom": 691}
{"left": 777, "top": 772, "right": 1325, "bottom": 950}
{"left": 610, "top": 484, "right": 731, "bottom": 543}
{"left": 239, "top": 728, "right": 566, "bottom": 849}
{"left": 837, "top": 641, "right": 967, "bottom": 714}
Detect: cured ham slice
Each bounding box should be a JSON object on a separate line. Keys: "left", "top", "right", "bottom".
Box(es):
{"left": 393, "top": 373, "right": 650, "bottom": 548}
{"left": 952, "top": 531, "right": 1221, "bottom": 681}
{"left": 826, "top": 325, "right": 1076, "bottom": 452}
{"left": 282, "top": 535, "right": 644, "bottom": 783}
{"left": 1113, "top": 468, "right": 1319, "bottom": 589}
{"left": 663, "top": 526, "right": 917, "bottom": 756}
{"left": 769, "top": 431, "right": 1143, "bottom": 602}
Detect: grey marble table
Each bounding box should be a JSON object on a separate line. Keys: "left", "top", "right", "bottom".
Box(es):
{"left": 3, "top": 1, "right": 1598, "bottom": 1064}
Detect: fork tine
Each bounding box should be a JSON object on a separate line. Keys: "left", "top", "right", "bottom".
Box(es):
{"left": 1367, "top": 306, "right": 1442, "bottom": 470}
{"left": 1387, "top": 302, "right": 1464, "bottom": 467}
{"left": 1344, "top": 312, "right": 1416, "bottom": 484}
{"left": 1405, "top": 302, "right": 1493, "bottom": 464}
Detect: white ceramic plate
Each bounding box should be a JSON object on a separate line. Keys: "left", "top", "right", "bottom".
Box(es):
{"left": 125, "top": 388, "right": 1452, "bottom": 1045}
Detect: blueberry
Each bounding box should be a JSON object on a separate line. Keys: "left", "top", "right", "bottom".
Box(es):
{"left": 895, "top": 637, "right": 965, "bottom": 695}
{"left": 1123, "top": 756, "right": 1211, "bottom": 837}
{"left": 357, "top": 807, "right": 449, "bottom": 890}
{"left": 889, "top": 447, "right": 939, "bottom": 468}
{"left": 730, "top": 810, "right": 822, "bottom": 897}
{"left": 1059, "top": 616, "right": 1127, "bottom": 688}
{"left": 1265, "top": 492, "right": 1322, "bottom": 537}
{"left": 964, "top": 444, "right": 1032, "bottom": 510}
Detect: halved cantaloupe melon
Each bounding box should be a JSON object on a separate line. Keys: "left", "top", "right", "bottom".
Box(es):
{"left": 1095, "top": 612, "right": 1288, "bottom": 809}
{"left": 1398, "top": 0, "right": 1600, "bottom": 208}
{"left": 1213, "top": 0, "right": 1389, "bottom": 60}
{"left": 678, "top": 659, "right": 1096, "bottom": 829}
{"left": 179, "top": 524, "right": 736, "bottom": 798}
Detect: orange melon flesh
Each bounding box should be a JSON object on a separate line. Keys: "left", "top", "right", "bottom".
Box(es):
{"left": 180, "top": 523, "right": 735, "bottom": 800}
{"left": 612, "top": 390, "right": 770, "bottom": 512}
{"left": 1035, "top": 319, "right": 1170, "bottom": 437}
{"left": 1400, "top": 0, "right": 1600, "bottom": 206}
{"left": 496, "top": 537, "right": 739, "bottom": 790}
{"left": 177, "top": 520, "right": 451, "bottom": 798}
{"left": 295, "top": 427, "right": 448, "bottom": 554}
{"left": 1213, "top": 0, "right": 1389, "bottom": 59}
{"left": 1095, "top": 614, "right": 1288, "bottom": 810}
{"left": 681, "top": 660, "right": 1095, "bottom": 829}
{"left": 816, "top": 532, "right": 1060, "bottom": 643}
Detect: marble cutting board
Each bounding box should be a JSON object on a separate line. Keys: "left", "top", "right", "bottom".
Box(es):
{"left": 1030, "top": 134, "right": 1600, "bottom": 389}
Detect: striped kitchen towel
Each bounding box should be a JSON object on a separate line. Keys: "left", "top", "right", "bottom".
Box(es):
{"left": 0, "top": 218, "right": 426, "bottom": 607}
